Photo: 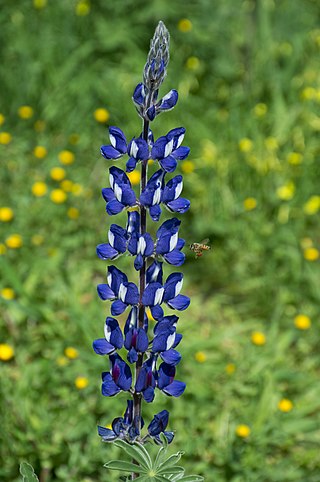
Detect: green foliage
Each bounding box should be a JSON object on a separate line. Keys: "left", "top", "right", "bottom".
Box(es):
{"left": 104, "top": 437, "right": 203, "bottom": 481}
{"left": 19, "top": 463, "right": 39, "bottom": 482}
{"left": 0, "top": 0, "right": 320, "bottom": 481}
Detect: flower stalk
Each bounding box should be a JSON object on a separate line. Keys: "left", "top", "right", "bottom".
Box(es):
{"left": 93, "top": 20, "right": 191, "bottom": 477}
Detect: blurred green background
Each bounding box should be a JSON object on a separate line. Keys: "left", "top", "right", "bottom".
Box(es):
{"left": 1, "top": 0, "right": 320, "bottom": 481}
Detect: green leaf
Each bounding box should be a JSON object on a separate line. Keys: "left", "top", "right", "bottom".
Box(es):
{"left": 157, "top": 452, "right": 185, "bottom": 471}
{"left": 154, "top": 477, "right": 171, "bottom": 482}
{"left": 158, "top": 466, "right": 185, "bottom": 476}
{"left": 174, "top": 476, "right": 204, "bottom": 481}
{"left": 114, "top": 440, "right": 152, "bottom": 470}
{"left": 154, "top": 445, "right": 168, "bottom": 468}
{"left": 104, "top": 459, "right": 144, "bottom": 474}
{"left": 19, "top": 463, "right": 39, "bottom": 482}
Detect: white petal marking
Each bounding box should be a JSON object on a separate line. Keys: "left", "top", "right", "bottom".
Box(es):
{"left": 166, "top": 332, "right": 176, "bottom": 350}
{"left": 114, "top": 183, "right": 122, "bottom": 202}
{"left": 130, "top": 140, "right": 139, "bottom": 158}
{"left": 104, "top": 322, "right": 112, "bottom": 342}
{"left": 169, "top": 233, "right": 178, "bottom": 252}
{"left": 154, "top": 287, "right": 164, "bottom": 305}
{"left": 137, "top": 236, "right": 147, "bottom": 255}
{"left": 110, "top": 134, "right": 116, "bottom": 148}
{"left": 164, "top": 139, "right": 174, "bottom": 158}
{"left": 108, "top": 230, "right": 115, "bottom": 247}
{"left": 174, "top": 181, "right": 183, "bottom": 199}
{"left": 118, "top": 283, "right": 128, "bottom": 302}
{"left": 174, "top": 280, "right": 183, "bottom": 298}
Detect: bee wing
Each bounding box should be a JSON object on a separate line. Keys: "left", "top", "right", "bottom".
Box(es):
{"left": 200, "top": 238, "right": 210, "bottom": 245}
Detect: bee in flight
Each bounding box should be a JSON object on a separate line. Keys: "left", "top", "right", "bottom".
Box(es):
{"left": 189, "top": 239, "right": 211, "bottom": 258}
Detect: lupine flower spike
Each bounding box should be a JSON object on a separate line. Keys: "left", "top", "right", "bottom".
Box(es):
{"left": 94, "top": 21, "right": 198, "bottom": 480}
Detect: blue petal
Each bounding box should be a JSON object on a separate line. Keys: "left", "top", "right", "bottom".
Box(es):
{"left": 134, "top": 253, "right": 143, "bottom": 271}
{"left": 176, "top": 238, "right": 185, "bottom": 250}
{"left": 128, "top": 138, "right": 149, "bottom": 161}
{"left": 152, "top": 330, "right": 176, "bottom": 353}
{"left": 147, "top": 105, "right": 156, "bottom": 121}
{"left": 157, "top": 90, "right": 178, "bottom": 111}
{"left": 146, "top": 261, "right": 163, "bottom": 284}
{"left": 166, "top": 198, "right": 190, "bottom": 214}
{"left": 117, "top": 362, "right": 132, "bottom": 391}
{"left": 163, "top": 273, "right": 183, "bottom": 301}
{"left": 162, "top": 175, "right": 183, "bottom": 203}
{"left": 159, "top": 155, "right": 177, "bottom": 173}
{"left": 160, "top": 349, "right": 182, "bottom": 366}
{"left": 158, "top": 363, "right": 175, "bottom": 389}
{"left": 97, "top": 284, "right": 116, "bottom": 300}
{"left": 102, "top": 187, "right": 115, "bottom": 202}
{"left": 167, "top": 294, "right": 190, "bottom": 311}
{"left": 151, "top": 136, "right": 168, "bottom": 160}
{"left": 101, "top": 373, "right": 120, "bottom": 397}
{"left": 96, "top": 243, "right": 119, "bottom": 260}
{"left": 132, "top": 83, "right": 146, "bottom": 107}
{"left": 126, "top": 156, "right": 138, "bottom": 172}
{"left": 148, "top": 410, "right": 169, "bottom": 436}
{"left": 105, "top": 317, "right": 124, "bottom": 349}
{"left": 93, "top": 338, "right": 116, "bottom": 355}
{"left": 150, "top": 204, "right": 162, "bottom": 221}
{"left": 109, "top": 126, "right": 127, "bottom": 154}
{"left": 126, "top": 211, "right": 140, "bottom": 236}
{"left": 101, "top": 145, "right": 122, "bottom": 160}
{"left": 151, "top": 304, "right": 164, "bottom": 320}
{"left": 142, "top": 283, "right": 164, "bottom": 307}
{"left": 121, "top": 187, "right": 136, "bottom": 206}
{"left": 97, "top": 425, "right": 118, "bottom": 441}
{"left": 143, "top": 386, "right": 155, "bottom": 403}
{"left": 106, "top": 199, "right": 125, "bottom": 215}
{"left": 172, "top": 146, "right": 190, "bottom": 160}
{"left": 111, "top": 300, "right": 127, "bottom": 316}
{"left": 109, "top": 224, "right": 128, "bottom": 252}
{"left": 108, "top": 266, "right": 128, "bottom": 294}
{"left": 172, "top": 333, "right": 183, "bottom": 348}
{"left": 164, "top": 250, "right": 185, "bottom": 266}
{"left": 127, "top": 346, "right": 138, "bottom": 363}
{"left": 167, "top": 127, "right": 185, "bottom": 149}
{"left": 136, "top": 328, "right": 149, "bottom": 352}
{"left": 123, "top": 282, "right": 139, "bottom": 305}
{"left": 156, "top": 218, "right": 181, "bottom": 238}
{"left": 162, "top": 380, "right": 186, "bottom": 397}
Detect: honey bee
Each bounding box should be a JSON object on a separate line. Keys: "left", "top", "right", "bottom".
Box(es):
{"left": 189, "top": 239, "right": 211, "bottom": 258}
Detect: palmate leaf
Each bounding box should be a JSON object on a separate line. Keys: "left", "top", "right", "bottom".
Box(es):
{"left": 19, "top": 463, "right": 39, "bottom": 482}
{"left": 114, "top": 439, "right": 152, "bottom": 470}
{"left": 157, "top": 451, "right": 184, "bottom": 471}
{"left": 104, "top": 459, "right": 145, "bottom": 474}
{"left": 158, "top": 466, "right": 185, "bottom": 476}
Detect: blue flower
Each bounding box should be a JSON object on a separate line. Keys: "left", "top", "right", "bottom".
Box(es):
{"left": 156, "top": 218, "right": 185, "bottom": 266}
{"left": 124, "top": 307, "right": 149, "bottom": 363}
{"left": 135, "top": 356, "right": 157, "bottom": 402}
{"left": 140, "top": 169, "right": 165, "bottom": 221}
{"left": 93, "top": 317, "right": 124, "bottom": 355}
{"left": 142, "top": 271, "right": 190, "bottom": 320}
{"left": 148, "top": 409, "right": 174, "bottom": 444}
{"left": 97, "top": 265, "right": 139, "bottom": 315}
{"left": 151, "top": 127, "right": 190, "bottom": 172}
{"left": 96, "top": 224, "right": 128, "bottom": 260}
{"left": 133, "top": 84, "right": 179, "bottom": 121}
{"left": 157, "top": 362, "right": 186, "bottom": 397}
{"left": 152, "top": 315, "right": 182, "bottom": 366}
{"left": 101, "top": 127, "right": 127, "bottom": 160}
{"left": 101, "top": 353, "right": 132, "bottom": 397}
{"left": 102, "top": 167, "right": 137, "bottom": 215}
{"left": 98, "top": 400, "right": 143, "bottom": 442}
{"left": 126, "top": 137, "right": 149, "bottom": 172}
{"left": 163, "top": 175, "right": 190, "bottom": 214}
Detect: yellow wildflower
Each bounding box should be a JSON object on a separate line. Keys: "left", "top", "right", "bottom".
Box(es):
{"left": 253, "top": 103, "right": 267, "bottom": 117}
{"left": 32, "top": 181, "right": 47, "bottom": 197}
{"left": 0, "top": 114, "right": 5, "bottom": 125}
{"left": 0, "top": 244, "right": 7, "bottom": 255}
{"left": 60, "top": 179, "right": 74, "bottom": 192}
{"left": 1, "top": 288, "right": 15, "bottom": 300}
{"left": 235, "top": 424, "right": 251, "bottom": 438}
{"left": 127, "top": 171, "right": 141, "bottom": 185}
{"left": 67, "top": 207, "right": 79, "bottom": 219}
{"left": 276, "top": 182, "right": 295, "bottom": 201}
{"left": 278, "top": 398, "right": 293, "bottom": 413}
{"left": 181, "top": 160, "right": 195, "bottom": 174}
{"left": 31, "top": 234, "right": 44, "bottom": 246}
{"left": 18, "top": 105, "right": 34, "bottom": 119}
{"left": 33, "top": 0, "right": 47, "bottom": 8}
{"left": 303, "top": 247, "right": 319, "bottom": 261}
{"left": 76, "top": 1, "right": 90, "bottom": 16}
{"left": 33, "top": 146, "right": 47, "bottom": 159}
{"left": 239, "top": 138, "right": 253, "bottom": 153}
{"left": 303, "top": 196, "right": 320, "bottom": 215}
{"left": 301, "top": 86, "right": 316, "bottom": 101}
{"left": 94, "top": 108, "right": 110, "bottom": 123}
{"left": 225, "top": 363, "right": 236, "bottom": 375}
{"left": 243, "top": 197, "right": 257, "bottom": 211}
{"left": 0, "top": 132, "right": 12, "bottom": 145}
{"left": 58, "top": 150, "right": 75, "bottom": 165}
{"left": 0, "top": 344, "right": 14, "bottom": 361}
{"left": 186, "top": 56, "right": 200, "bottom": 70}
{"left": 50, "top": 189, "right": 67, "bottom": 204}
{"left": 75, "top": 376, "right": 89, "bottom": 389}
{"left": 194, "top": 351, "right": 206, "bottom": 363}
{"left": 50, "top": 167, "right": 66, "bottom": 182}
{"left": 294, "top": 314, "right": 311, "bottom": 330}
{"left": 251, "top": 331, "right": 266, "bottom": 346}
{"left": 0, "top": 207, "right": 14, "bottom": 222}
{"left": 64, "top": 347, "right": 79, "bottom": 359}
{"left": 34, "top": 120, "right": 46, "bottom": 132}
{"left": 287, "top": 152, "right": 302, "bottom": 165}
{"left": 264, "top": 137, "right": 278, "bottom": 151}
{"left": 178, "top": 19, "right": 192, "bottom": 32}
{"left": 6, "top": 234, "right": 23, "bottom": 249}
